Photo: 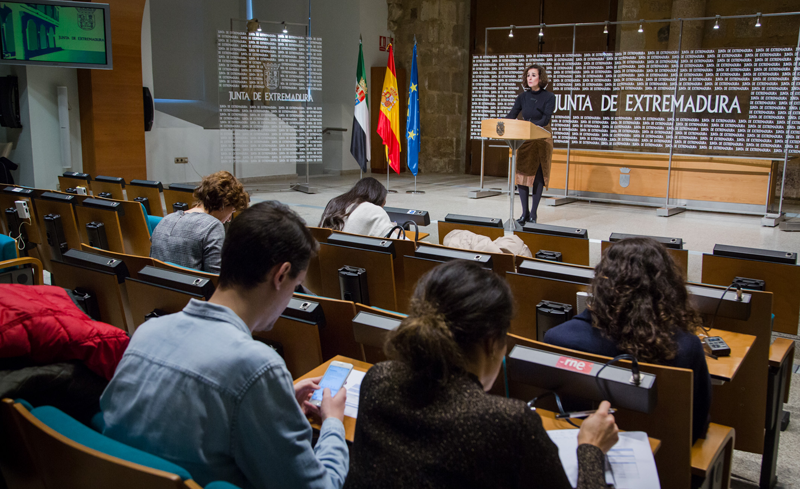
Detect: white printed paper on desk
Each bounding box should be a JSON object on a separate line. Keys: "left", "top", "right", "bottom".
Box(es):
{"left": 342, "top": 370, "right": 366, "bottom": 419}
{"left": 547, "top": 430, "right": 660, "bottom": 489}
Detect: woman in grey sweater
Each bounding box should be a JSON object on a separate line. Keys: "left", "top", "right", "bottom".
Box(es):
{"left": 150, "top": 171, "right": 248, "bottom": 273}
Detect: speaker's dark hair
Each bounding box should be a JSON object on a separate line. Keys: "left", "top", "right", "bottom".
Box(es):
{"left": 522, "top": 64, "right": 549, "bottom": 90}
{"left": 385, "top": 260, "right": 514, "bottom": 390}
{"left": 219, "top": 201, "right": 318, "bottom": 289}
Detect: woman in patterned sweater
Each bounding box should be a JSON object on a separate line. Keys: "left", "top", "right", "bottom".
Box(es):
{"left": 345, "top": 260, "right": 618, "bottom": 489}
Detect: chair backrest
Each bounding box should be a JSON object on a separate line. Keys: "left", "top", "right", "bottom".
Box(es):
{"left": 328, "top": 229, "right": 418, "bottom": 313}
{"left": 124, "top": 278, "right": 204, "bottom": 332}
{"left": 75, "top": 199, "right": 150, "bottom": 256}
{"left": 34, "top": 192, "right": 83, "bottom": 259}
{"left": 0, "top": 187, "right": 44, "bottom": 245}
{"left": 150, "top": 258, "right": 220, "bottom": 287}
{"left": 504, "top": 335, "right": 694, "bottom": 489}
{"left": 127, "top": 180, "right": 165, "bottom": 217}
{"left": 3, "top": 399, "right": 198, "bottom": 489}
{"left": 294, "top": 292, "right": 361, "bottom": 361}
{"left": 513, "top": 230, "right": 590, "bottom": 266}
{"left": 0, "top": 399, "right": 46, "bottom": 489}
{"left": 505, "top": 269, "right": 590, "bottom": 341}
{"left": 58, "top": 174, "right": 92, "bottom": 195}
{"left": 701, "top": 253, "right": 800, "bottom": 335}
{"left": 90, "top": 177, "right": 126, "bottom": 201}
{"left": 252, "top": 316, "right": 324, "bottom": 378}
{"left": 80, "top": 244, "right": 156, "bottom": 280}
{"left": 318, "top": 242, "right": 397, "bottom": 311}
{"left": 303, "top": 227, "right": 333, "bottom": 294}
{"left": 353, "top": 304, "right": 406, "bottom": 363}
{"left": 162, "top": 187, "right": 196, "bottom": 215}
{"left": 49, "top": 259, "right": 131, "bottom": 332}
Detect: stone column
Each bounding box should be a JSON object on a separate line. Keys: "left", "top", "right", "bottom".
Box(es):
{"left": 388, "top": 0, "right": 470, "bottom": 173}
{"left": 668, "top": 0, "right": 706, "bottom": 51}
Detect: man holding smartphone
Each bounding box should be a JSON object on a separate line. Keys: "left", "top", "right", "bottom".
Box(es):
{"left": 100, "top": 201, "right": 349, "bottom": 489}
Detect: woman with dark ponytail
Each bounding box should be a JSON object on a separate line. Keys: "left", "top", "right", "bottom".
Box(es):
{"left": 345, "top": 260, "right": 618, "bottom": 489}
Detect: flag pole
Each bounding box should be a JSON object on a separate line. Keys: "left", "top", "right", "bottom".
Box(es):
{"left": 386, "top": 163, "right": 396, "bottom": 193}
{"left": 406, "top": 36, "right": 424, "bottom": 195}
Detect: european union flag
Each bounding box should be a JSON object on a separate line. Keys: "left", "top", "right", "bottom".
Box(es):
{"left": 406, "top": 41, "right": 420, "bottom": 176}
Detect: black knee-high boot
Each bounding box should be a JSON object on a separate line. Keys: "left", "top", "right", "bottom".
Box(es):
{"left": 517, "top": 184, "right": 530, "bottom": 222}
{"left": 529, "top": 167, "right": 545, "bottom": 222}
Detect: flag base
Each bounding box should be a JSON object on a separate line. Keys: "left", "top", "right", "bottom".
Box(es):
{"left": 293, "top": 183, "right": 318, "bottom": 194}
{"left": 406, "top": 190, "right": 425, "bottom": 194}
{"left": 468, "top": 188, "right": 502, "bottom": 199}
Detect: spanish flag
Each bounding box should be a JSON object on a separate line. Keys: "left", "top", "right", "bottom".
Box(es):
{"left": 377, "top": 44, "right": 401, "bottom": 174}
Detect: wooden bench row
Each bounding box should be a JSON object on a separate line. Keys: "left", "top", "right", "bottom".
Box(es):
{"left": 438, "top": 220, "right": 800, "bottom": 336}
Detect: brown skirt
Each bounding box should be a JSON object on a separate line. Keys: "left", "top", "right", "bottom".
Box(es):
{"left": 514, "top": 124, "right": 553, "bottom": 189}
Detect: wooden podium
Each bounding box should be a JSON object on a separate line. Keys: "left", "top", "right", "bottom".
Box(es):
{"left": 480, "top": 119, "right": 552, "bottom": 231}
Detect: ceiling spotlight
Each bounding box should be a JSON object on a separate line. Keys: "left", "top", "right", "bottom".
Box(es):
{"left": 604, "top": 22, "right": 609, "bottom": 34}
{"left": 256, "top": 23, "right": 262, "bottom": 32}
{"left": 755, "top": 12, "right": 762, "bottom": 27}
{"left": 539, "top": 24, "right": 544, "bottom": 37}
{"left": 282, "top": 21, "right": 288, "bottom": 34}
{"left": 713, "top": 15, "right": 720, "bottom": 30}
{"left": 638, "top": 21, "right": 643, "bottom": 33}
{"left": 509, "top": 26, "right": 514, "bottom": 38}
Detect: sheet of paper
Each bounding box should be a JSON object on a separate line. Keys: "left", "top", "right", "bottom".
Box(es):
{"left": 547, "top": 429, "right": 660, "bottom": 489}
{"left": 342, "top": 370, "right": 366, "bottom": 419}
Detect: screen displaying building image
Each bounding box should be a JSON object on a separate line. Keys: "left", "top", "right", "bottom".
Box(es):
{"left": 0, "top": 2, "right": 108, "bottom": 65}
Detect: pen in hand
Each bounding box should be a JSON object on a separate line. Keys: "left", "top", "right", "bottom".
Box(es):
{"left": 555, "top": 408, "right": 617, "bottom": 420}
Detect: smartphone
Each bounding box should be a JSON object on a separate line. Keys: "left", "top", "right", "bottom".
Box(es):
{"left": 309, "top": 361, "right": 354, "bottom": 407}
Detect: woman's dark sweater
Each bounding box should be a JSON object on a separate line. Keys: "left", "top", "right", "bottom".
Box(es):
{"left": 544, "top": 309, "right": 711, "bottom": 443}
{"left": 344, "top": 361, "right": 607, "bottom": 489}
{"left": 506, "top": 89, "right": 556, "bottom": 127}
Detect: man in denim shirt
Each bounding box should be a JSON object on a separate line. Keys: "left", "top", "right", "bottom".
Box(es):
{"left": 100, "top": 201, "right": 348, "bottom": 488}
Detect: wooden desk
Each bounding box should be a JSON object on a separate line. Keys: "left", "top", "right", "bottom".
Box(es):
{"left": 702, "top": 329, "right": 756, "bottom": 382}
{"left": 295, "top": 355, "right": 660, "bottom": 454}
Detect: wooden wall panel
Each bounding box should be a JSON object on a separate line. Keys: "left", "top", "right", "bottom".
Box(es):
{"left": 78, "top": 0, "right": 147, "bottom": 182}
{"left": 548, "top": 150, "right": 771, "bottom": 205}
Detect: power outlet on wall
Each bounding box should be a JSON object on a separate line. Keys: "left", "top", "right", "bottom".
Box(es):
{"left": 174, "top": 157, "right": 188, "bottom": 164}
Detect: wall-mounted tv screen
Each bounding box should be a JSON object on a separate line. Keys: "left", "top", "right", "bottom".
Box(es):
{"left": 0, "top": 0, "right": 112, "bottom": 69}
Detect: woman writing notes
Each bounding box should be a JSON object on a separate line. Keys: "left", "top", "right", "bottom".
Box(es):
{"left": 506, "top": 64, "right": 555, "bottom": 225}
{"left": 345, "top": 260, "right": 618, "bottom": 489}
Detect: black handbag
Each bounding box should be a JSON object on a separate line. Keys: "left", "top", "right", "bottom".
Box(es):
{"left": 384, "top": 220, "right": 419, "bottom": 241}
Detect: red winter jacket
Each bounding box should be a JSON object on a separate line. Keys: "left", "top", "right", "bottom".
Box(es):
{"left": 0, "top": 285, "right": 129, "bottom": 380}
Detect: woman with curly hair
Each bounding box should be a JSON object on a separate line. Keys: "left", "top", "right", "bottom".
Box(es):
{"left": 150, "top": 171, "right": 248, "bottom": 273}
{"left": 544, "top": 237, "right": 710, "bottom": 442}
{"left": 345, "top": 260, "right": 619, "bottom": 489}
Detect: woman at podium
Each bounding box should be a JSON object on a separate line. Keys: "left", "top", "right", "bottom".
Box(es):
{"left": 506, "top": 64, "right": 555, "bottom": 224}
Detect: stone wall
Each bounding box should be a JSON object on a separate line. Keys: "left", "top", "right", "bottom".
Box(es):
{"left": 387, "top": 0, "right": 471, "bottom": 173}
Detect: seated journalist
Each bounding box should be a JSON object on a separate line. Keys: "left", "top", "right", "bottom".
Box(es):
{"left": 150, "top": 170, "right": 248, "bottom": 273}
{"left": 318, "top": 177, "right": 400, "bottom": 238}
{"left": 344, "top": 260, "right": 618, "bottom": 489}
{"left": 545, "top": 237, "right": 711, "bottom": 443}
{"left": 101, "top": 201, "right": 349, "bottom": 489}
